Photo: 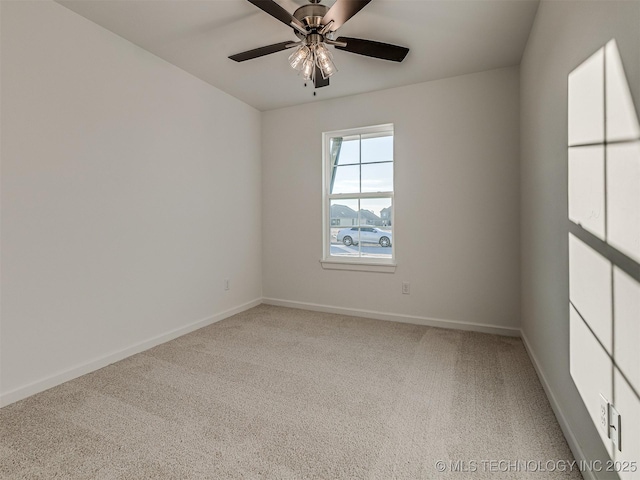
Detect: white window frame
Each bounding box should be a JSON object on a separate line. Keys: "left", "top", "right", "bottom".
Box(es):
{"left": 320, "top": 123, "right": 396, "bottom": 273}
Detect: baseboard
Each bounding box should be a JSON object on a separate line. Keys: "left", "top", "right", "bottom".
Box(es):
{"left": 0, "top": 298, "right": 262, "bottom": 408}
{"left": 521, "top": 332, "right": 595, "bottom": 480}
{"left": 1, "top": 296, "right": 593, "bottom": 480}
{"left": 262, "top": 297, "right": 521, "bottom": 337}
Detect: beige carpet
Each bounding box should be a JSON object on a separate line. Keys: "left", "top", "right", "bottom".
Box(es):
{"left": 0, "top": 305, "right": 581, "bottom": 479}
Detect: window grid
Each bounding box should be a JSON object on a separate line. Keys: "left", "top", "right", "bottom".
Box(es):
{"left": 322, "top": 124, "right": 395, "bottom": 263}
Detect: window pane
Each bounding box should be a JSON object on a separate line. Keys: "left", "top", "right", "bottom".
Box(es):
{"left": 324, "top": 125, "right": 394, "bottom": 263}
{"left": 331, "top": 164, "right": 360, "bottom": 194}
{"left": 333, "top": 135, "right": 360, "bottom": 165}
{"left": 361, "top": 162, "right": 393, "bottom": 193}
{"left": 330, "top": 199, "right": 361, "bottom": 258}
{"left": 361, "top": 133, "right": 393, "bottom": 163}
{"left": 359, "top": 198, "right": 392, "bottom": 259}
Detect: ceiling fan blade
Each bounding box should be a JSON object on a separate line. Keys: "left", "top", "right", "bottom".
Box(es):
{"left": 229, "top": 41, "right": 293, "bottom": 62}
{"left": 314, "top": 67, "right": 330, "bottom": 88}
{"left": 334, "top": 37, "right": 409, "bottom": 62}
{"left": 321, "top": 0, "right": 371, "bottom": 32}
{"left": 246, "top": 0, "right": 306, "bottom": 31}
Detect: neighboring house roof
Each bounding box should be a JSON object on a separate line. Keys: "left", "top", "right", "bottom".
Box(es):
{"left": 331, "top": 204, "right": 382, "bottom": 222}
{"left": 330, "top": 204, "right": 358, "bottom": 218}
{"left": 358, "top": 209, "right": 381, "bottom": 222}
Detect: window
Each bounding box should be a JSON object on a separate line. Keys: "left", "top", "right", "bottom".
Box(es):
{"left": 322, "top": 124, "right": 395, "bottom": 269}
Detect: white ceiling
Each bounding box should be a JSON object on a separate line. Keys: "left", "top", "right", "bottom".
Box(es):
{"left": 57, "top": 0, "right": 539, "bottom": 111}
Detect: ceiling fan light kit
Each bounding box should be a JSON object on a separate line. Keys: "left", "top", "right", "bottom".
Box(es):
{"left": 288, "top": 45, "right": 310, "bottom": 70}
{"left": 289, "top": 40, "right": 337, "bottom": 81}
{"left": 229, "top": 0, "right": 409, "bottom": 89}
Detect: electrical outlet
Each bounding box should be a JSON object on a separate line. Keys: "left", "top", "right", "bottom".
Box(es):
{"left": 598, "top": 395, "right": 622, "bottom": 452}
{"left": 224, "top": 279, "right": 230, "bottom": 291}
{"left": 599, "top": 394, "right": 610, "bottom": 434}
{"left": 402, "top": 281, "right": 410, "bottom": 295}
{"left": 609, "top": 404, "right": 622, "bottom": 452}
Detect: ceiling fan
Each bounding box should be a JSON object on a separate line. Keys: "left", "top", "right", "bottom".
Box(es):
{"left": 229, "top": 0, "right": 410, "bottom": 89}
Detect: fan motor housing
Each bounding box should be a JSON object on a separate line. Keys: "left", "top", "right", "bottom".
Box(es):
{"left": 293, "top": 4, "right": 328, "bottom": 29}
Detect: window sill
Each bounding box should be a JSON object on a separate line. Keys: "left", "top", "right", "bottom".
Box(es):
{"left": 320, "top": 259, "right": 397, "bottom": 273}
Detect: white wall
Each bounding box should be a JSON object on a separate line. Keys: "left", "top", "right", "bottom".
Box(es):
{"left": 262, "top": 67, "right": 521, "bottom": 334}
{"left": 0, "top": 1, "right": 262, "bottom": 405}
{"left": 520, "top": 0, "right": 640, "bottom": 475}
